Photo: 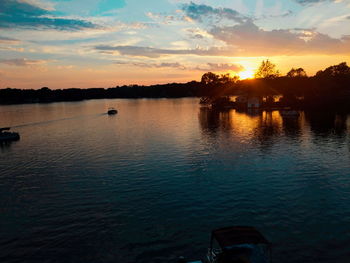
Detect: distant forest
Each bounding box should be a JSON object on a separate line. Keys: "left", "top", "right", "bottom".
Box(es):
{"left": 1, "top": 62, "right": 350, "bottom": 110}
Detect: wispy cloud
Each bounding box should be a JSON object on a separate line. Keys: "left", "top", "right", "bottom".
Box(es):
{"left": 94, "top": 45, "right": 228, "bottom": 58}
{"left": 199, "top": 63, "right": 244, "bottom": 72}
{"left": 258, "top": 10, "right": 294, "bottom": 19}
{"left": 0, "top": 58, "right": 48, "bottom": 66}
{"left": 113, "top": 60, "right": 244, "bottom": 72}
{"left": 0, "top": 46, "right": 24, "bottom": 52}
{"left": 0, "top": 36, "right": 20, "bottom": 44}
{"left": 208, "top": 21, "right": 350, "bottom": 55}
{"left": 0, "top": 0, "right": 99, "bottom": 30}
{"left": 20, "top": 0, "right": 56, "bottom": 11}
{"left": 114, "top": 61, "right": 186, "bottom": 69}
{"left": 294, "top": 0, "right": 343, "bottom": 4}
{"left": 181, "top": 2, "right": 251, "bottom": 24}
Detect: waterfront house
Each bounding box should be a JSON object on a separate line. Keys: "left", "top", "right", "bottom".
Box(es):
{"left": 235, "top": 96, "right": 261, "bottom": 108}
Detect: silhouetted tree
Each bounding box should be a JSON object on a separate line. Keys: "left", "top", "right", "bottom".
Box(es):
{"left": 316, "top": 62, "right": 350, "bottom": 78}
{"left": 254, "top": 60, "right": 280, "bottom": 79}
{"left": 286, "top": 68, "right": 307, "bottom": 78}
{"left": 201, "top": 72, "right": 220, "bottom": 85}
{"left": 201, "top": 72, "right": 238, "bottom": 85}
{"left": 219, "top": 73, "right": 239, "bottom": 84}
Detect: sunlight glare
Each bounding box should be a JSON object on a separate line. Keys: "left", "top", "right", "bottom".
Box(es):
{"left": 238, "top": 69, "right": 255, "bottom": 79}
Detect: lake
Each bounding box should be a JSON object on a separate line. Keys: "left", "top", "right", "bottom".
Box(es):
{"left": 1, "top": 98, "right": 350, "bottom": 263}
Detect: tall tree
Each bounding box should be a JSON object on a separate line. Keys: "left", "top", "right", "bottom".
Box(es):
{"left": 254, "top": 60, "right": 280, "bottom": 79}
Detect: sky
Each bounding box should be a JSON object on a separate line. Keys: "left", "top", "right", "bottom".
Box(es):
{"left": 0, "top": 0, "right": 350, "bottom": 89}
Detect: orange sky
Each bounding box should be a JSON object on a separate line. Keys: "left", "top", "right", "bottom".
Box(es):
{"left": 1, "top": 0, "right": 350, "bottom": 89}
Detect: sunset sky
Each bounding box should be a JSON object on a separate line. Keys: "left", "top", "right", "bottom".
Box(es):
{"left": 1, "top": 0, "right": 350, "bottom": 89}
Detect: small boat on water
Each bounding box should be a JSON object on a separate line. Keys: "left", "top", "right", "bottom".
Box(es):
{"left": 180, "top": 226, "right": 272, "bottom": 263}
{"left": 107, "top": 107, "right": 118, "bottom": 115}
{"left": 0, "top": 127, "right": 20, "bottom": 142}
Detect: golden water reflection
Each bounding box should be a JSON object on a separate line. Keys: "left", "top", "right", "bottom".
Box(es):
{"left": 198, "top": 108, "right": 348, "bottom": 150}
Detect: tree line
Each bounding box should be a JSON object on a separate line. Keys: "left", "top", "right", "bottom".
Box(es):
{"left": 1, "top": 61, "right": 350, "bottom": 110}
{"left": 200, "top": 61, "right": 350, "bottom": 110}
{"left": 0, "top": 82, "right": 204, "bottom": 104}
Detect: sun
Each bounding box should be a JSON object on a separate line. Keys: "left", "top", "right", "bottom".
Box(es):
{"left": 238, "top": 69, "right": 255, "bottom": 79}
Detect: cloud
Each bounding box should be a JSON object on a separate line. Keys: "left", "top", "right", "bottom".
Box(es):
{"left": 0, "top": 46, "right": 24, "bottom": 52}
{"left": 179, "top": 2, "right": 350, "bottom": 56}
{"left": 114, "top": 61, "right": 186, "bottom": 69}
{"left": 95, "top": 22, "right": 350, "bottom": 58}
{"left": 185, "top": 28, "right": 212, "bottom": 39}
{"left": 113, "top": 60, "right": 244, "bottom": 72}
{"left": 20, "top": 0, "right": 56, "bottom": 11}
{"left": 0, "top": 58, "right": 48, "bottom": 66}
{"left": 201, "top": 63, "right": 244, "bottom": 72}
{"left": 258, "top": 10, "right": 294, "bottom": 19}
{"left": 208, "top": 21, "right": 350, "bottom": 55}
{"left": 0, "top": 36, "right": 20, "bottom": 44}
{"left": 94, "top": 45, "right": 228, "bottom": 58}
{"left": 0, "top": 0, "right": 99, "bottom": 30}
{"left": 295, "top": 0, "right": 338, "bottom": 3}
{"left": 146, "top": 12, "right": 179, "bottom": 24}
{"left": 181, "top": 2, "right": 251, "bottom": 24}
{"left": 209, "top": 21, "right": 304, "bottom": 53}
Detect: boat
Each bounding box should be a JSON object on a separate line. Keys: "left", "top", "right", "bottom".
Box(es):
{"left": 107, "top": 107, "right": 118, "bottom": 115}
{"left": 0, "top": 127, "right": 20, "bottom": 142}
{"left": 180, "top": 226, "right": 272, "bottom": 263}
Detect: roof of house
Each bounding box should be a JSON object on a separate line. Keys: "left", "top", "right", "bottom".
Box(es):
{"left": 211, "top": 226, "right": 270, "bottom": 248}
{"left": 0, "top": 127, "right": 10, "bottom": 132}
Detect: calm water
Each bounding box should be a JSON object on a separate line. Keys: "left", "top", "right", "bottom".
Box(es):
{"left": 1, "top": 99, "right": 350, "bottom": 263}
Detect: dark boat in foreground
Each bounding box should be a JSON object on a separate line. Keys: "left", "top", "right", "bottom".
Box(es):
{"left": 182, "top": 226, "right": 271, "bottom": 263}
{"left": 107, "top": 107, "right": 118, "bottom": 115}
{"left": 0, "top": 127, "right": 20, "bottom": 142}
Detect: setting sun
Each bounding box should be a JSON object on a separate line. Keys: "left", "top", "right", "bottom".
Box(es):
{"left": 239, "top": 70, "right": 255, "bottom": 79}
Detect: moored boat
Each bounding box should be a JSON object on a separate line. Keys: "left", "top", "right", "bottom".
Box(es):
{"left": 107, "top": 107, "right": 118, "bottom": 115}
{"left": 0, "top": 127, "right": 20, "bottom": 142}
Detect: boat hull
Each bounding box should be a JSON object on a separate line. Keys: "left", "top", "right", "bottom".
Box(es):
{"left": 107, "top": 110, "right": 118, "bottom": 115}
{"left": 0, "top": 132, "right": 20, "bottom": 142}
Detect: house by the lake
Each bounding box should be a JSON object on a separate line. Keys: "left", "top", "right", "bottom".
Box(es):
{"left": 235, "top": 96, "right": 262, "bottom": 108}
